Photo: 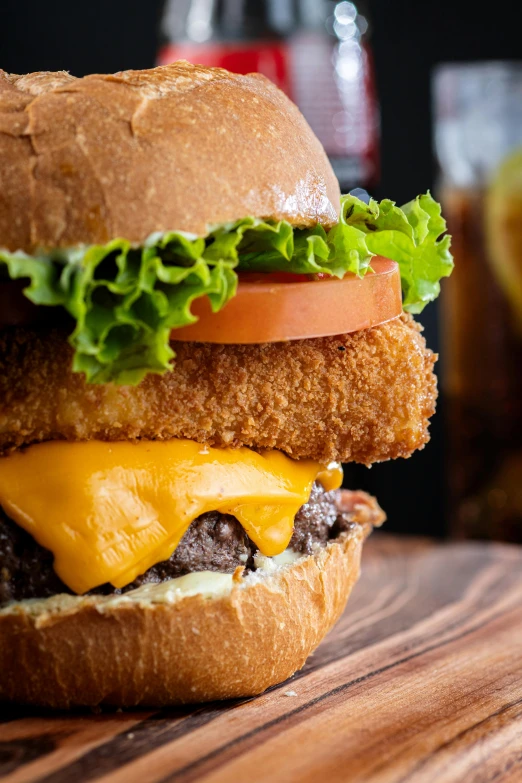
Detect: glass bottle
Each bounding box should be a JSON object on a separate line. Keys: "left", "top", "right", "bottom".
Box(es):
{"left": 157, "top": 0, "right": 379, "bottom": 192}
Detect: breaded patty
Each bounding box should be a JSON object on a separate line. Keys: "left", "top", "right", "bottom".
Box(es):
{"left": 0, "top": 314, "right": 437, "bottom": 464}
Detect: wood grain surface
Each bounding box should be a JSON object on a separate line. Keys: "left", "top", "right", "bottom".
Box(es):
{"left": 1, "top": 534, "right": 521, "bottom": 783}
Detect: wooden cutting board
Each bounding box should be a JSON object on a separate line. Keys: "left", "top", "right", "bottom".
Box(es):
{"left": 1, "top": 534, "right": 521, "bottom": 783}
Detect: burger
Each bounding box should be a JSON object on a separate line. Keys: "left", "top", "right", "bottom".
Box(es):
{"left": 0, "top": 62, "right": 453, "bottom": 707}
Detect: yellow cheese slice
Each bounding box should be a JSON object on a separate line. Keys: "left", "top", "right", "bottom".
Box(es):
{"left": 0, "top": 440, "right": 342, "bottom": 595}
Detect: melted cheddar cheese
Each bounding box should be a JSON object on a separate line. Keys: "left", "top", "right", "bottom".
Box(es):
{"left": 0, "top": 440, "right": 342, "bottom": 595}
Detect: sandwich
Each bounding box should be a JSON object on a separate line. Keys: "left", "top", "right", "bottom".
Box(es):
{"left": 0, "top": 62, "right": 453, "bottom": 707}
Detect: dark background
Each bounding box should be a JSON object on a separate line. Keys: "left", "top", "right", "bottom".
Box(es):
{"left": 1, "top": 0, "right": 520, "bottom": 536}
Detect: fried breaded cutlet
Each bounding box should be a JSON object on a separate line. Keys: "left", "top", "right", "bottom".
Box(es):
{"left": 0, "top": 314, "right": 436, "bottom": 464}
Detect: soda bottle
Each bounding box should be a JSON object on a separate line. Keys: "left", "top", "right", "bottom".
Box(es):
{"left": 157, "top": 0, "right": 380, "bottom": 192}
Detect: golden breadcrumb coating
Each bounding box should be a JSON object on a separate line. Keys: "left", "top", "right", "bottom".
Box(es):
{"left": 0, "top": 314, "right": 437, "bottom": 464}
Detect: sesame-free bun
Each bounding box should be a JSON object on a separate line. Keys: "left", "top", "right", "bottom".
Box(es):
{"left": 0, "top": 526, "right": 367, "bottom": 708}
{"left": 0, "top": 62, "right": 340, "bottom": 253}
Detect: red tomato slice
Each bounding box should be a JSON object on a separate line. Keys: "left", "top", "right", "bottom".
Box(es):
{"left": 0, "top": 281, "right": 63, "bottom": 328}
{"left": 0, "top": 257, "right": 402, "bottom": 343}
{"left": 173, "top": 256, "right": 402, "bottom": 344}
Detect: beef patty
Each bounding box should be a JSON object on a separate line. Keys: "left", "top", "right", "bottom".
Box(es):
{"left": 0, "top": 482, "right": 383, "bottom": 607}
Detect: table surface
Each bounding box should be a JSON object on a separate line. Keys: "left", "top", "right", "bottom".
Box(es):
{"left": 1, "top": 534, "right": 521, "bottom": 783}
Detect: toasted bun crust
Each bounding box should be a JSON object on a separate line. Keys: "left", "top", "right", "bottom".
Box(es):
{"left": 0, "top": 527, "right": 367, "bottom": 708}
{"left": 0, "top": 63, "right": 340, "bottom": 253}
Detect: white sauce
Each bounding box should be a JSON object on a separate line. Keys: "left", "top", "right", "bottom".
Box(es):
{"left": 0, "top": 548, "right": 306, "bottom": 617}
{"left": 105, "top": 570, "right": 235, "bottom": 608}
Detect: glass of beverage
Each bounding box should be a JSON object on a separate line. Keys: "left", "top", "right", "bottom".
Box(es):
{"left": 433, "top": 62, "right": 522, "bottom": 542}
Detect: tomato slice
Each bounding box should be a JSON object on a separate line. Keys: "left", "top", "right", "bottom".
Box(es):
{"left": 0, "top": 281, "right": 68, "bottom": 328}
{"left": 173, "top": 256, "right": 402, "bottom": 344}
{"left": 0, "top": 257, "right": 402, "bottom": 342}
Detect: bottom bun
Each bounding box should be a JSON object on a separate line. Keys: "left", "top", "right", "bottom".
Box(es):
{"left": 0, "top": 524, "right": 370, "bottom": 708}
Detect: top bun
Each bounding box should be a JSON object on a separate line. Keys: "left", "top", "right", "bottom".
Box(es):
{"left": 0, "top": 62, "right": 340, "bottom": 253}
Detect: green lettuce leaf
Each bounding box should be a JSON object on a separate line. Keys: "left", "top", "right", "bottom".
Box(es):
{"left": 0, "top": 193, "right": 453, "bottom": 385}
{"left": 337, "top": 192, "right": 454, "bottom": 313}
